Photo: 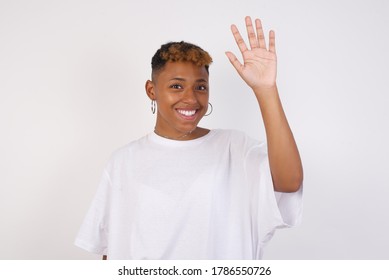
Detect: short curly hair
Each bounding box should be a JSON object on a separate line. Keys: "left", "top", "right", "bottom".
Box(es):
{"left": 151, "top": 41, "right": 212, "bottom": 80}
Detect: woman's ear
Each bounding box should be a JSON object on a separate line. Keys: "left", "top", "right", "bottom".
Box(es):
{"left": 145, "top": 80, "right": 156, "bottom": 100}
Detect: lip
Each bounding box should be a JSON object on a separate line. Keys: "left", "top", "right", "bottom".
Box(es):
{"left": 175, "top": 108, "right": 199, "bottom": 121}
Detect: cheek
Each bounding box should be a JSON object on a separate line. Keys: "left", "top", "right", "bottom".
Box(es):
{"left": 156, "top": 93, "right": 177, "bottom": 105}
{"left": 199, "top": 93, "right": 209, "bottom": 104}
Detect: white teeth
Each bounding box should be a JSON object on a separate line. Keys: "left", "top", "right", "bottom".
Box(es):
{"left": 177, "top": 109, "right": 196, "bottom": 116}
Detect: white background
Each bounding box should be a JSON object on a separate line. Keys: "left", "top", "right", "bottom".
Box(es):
{"left": 0, "top": 0, "right": 388, "bottom": 259}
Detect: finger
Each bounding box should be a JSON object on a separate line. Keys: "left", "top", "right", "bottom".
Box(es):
{"left": 245, "top": 16, "right": 259, "bottom": 49}
{"left": 269, "top": 30, "right": 276, "bottom": 53}
{"left": 231, "top": 24, "right": 248, "bottom": 54}
{"left": 255, "top": 18, "right": 266, "bottom": 49}
{"left": 225, "top": 51, "right": 244, "bottom": 74}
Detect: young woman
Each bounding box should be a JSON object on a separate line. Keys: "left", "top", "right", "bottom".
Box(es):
{"left": 75, "top": 17, "right": 303, "bottom": 259}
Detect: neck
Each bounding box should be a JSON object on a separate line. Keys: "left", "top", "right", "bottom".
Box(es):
{"left": 154, "top": 127, "right": 194, "bottom": 140}
{"left": 153, "top": 127, "right": 210, "bottom": 141}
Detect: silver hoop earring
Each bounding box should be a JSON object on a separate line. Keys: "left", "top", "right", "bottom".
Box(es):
{"left": 151, "top": 100, "right": 156, "bottom": 114}
{"left": 204, "top": 102, "right": 213, "bottom": 116}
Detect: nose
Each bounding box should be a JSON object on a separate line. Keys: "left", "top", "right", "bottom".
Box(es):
{"left": 182, "top": 88, "right": 198, "bottom": 104}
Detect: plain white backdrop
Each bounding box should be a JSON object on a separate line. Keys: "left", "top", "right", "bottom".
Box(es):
{"left": 1, "top": 0, "right": 388, "bottom": 259}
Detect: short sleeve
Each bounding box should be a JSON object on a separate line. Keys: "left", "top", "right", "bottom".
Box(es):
{"left": 244, "top": 142, "right": 303, "bottom": 256}
{"left": 74, "top": 169, "right": 111, "bottom": 255}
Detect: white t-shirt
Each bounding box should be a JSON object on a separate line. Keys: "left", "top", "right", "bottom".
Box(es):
{"left": 75, "top": 129, "right": 302, "bottom": 259}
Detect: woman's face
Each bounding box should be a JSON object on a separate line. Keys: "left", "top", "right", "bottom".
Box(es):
{"left": 146, "top": 61, "right": 210, "bottom": 139}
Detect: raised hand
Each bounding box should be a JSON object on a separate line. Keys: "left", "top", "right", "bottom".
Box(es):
{"left": 226, "top": 16, "right": 277, "bottom": 91}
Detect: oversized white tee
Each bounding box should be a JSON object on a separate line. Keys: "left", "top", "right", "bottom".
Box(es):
{"left": 75, "top": 129, "right": 302, "bottom": 259}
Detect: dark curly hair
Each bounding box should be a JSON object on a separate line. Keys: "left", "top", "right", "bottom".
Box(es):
{"left": 151, "top": 41, "right": 212, "bottom": 80}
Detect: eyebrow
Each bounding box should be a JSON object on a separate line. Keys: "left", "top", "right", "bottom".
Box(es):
{"left": 170, "top": 77, "right": 208, "bottom": 83}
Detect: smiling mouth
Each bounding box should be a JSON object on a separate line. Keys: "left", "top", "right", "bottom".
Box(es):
{"left": 176, "top": 109, "right": 197, "bottom": 117}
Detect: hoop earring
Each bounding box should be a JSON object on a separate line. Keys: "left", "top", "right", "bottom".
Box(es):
{"left": 151, "top": 100, "right": 156, "bottom": 114}
{"left": 204, "top": 102, "right": 213, "bottom": 116}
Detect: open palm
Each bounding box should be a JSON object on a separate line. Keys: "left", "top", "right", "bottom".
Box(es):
{"left": 226, "top": 17, "right": 277, "bottom": 90}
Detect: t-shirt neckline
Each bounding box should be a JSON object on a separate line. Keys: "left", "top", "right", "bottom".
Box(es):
{"left": 148, "top": 129, "right": 216, "bottom": 147}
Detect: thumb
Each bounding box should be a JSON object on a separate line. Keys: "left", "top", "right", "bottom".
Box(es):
{"left": 225, "top": 51, "right": 243, "bottom": 74}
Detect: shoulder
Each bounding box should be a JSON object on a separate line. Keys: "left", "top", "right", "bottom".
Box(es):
{"left": 212, "top": 129, "right": 264, "bottom": 147}
{"left": 211, "top": 128, "right": 245, "bottom": 140}
{"left": 105, "top": 134, "right": 149, "bottom": 167}
{"left": 207, "top": 129, "right": 266, "bottom": 160}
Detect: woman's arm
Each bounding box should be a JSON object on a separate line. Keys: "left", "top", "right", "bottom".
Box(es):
{"left": 226, "top": 16, "right": 303, "bottom": 192}
{"left": 253, "top": 85, "right": 303, "bottom": 192}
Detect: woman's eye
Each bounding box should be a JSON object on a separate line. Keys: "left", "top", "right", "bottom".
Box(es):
{"left": 197, "top": 85, "right": 207, "bottom": 91}
{"left": 170, "top": 84, "right": 182, "bottom": 89}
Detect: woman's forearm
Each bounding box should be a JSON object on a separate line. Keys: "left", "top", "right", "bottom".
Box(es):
{"left": 254, "top": 85, "right": 303, "bottom": 192}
